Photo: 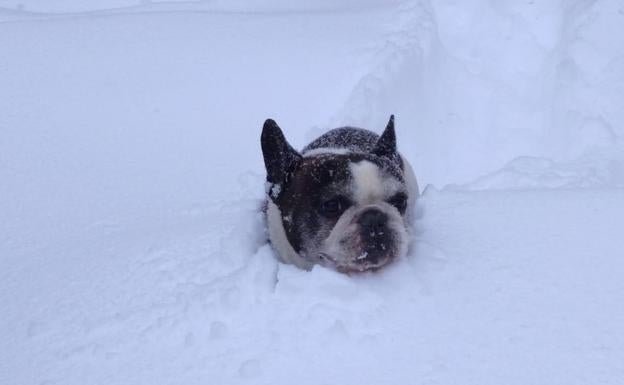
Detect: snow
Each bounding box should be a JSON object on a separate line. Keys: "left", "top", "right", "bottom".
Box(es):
{"left": 1, "top": 1, "right": 624, "bottom": 384}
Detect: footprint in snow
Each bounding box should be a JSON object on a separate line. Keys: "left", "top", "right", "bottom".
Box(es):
{"left": 238, "top": 359, "right": 262, "bottom": 379}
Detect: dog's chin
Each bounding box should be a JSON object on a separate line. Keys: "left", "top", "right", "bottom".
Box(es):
{"left": 318, "top": 252, "right": 395, "bottom": 274}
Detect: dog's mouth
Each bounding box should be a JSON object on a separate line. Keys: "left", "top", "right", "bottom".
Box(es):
{"left": 318, "top": 252, "right": 393, "bottom": 274}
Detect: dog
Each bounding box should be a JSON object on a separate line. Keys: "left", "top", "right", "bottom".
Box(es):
{"left": 261, "top": 115, "right": 418, "bottom": 273}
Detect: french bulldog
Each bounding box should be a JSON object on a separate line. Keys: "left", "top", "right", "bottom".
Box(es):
{"left": 261, "top": 115, "right": 418, "bottom": 273}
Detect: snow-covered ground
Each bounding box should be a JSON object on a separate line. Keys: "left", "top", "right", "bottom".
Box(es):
{"left": 1, "top": 1, "right": 623, "bottom": 384}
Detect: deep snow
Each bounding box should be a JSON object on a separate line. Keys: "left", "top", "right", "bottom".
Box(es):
{"left": 1, "top": 1, "right": 624, "bottom": 384}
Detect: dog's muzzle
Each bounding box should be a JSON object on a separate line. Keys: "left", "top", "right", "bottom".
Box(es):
{"left": 318, "top": 206, "right": 402, "bottom": 273}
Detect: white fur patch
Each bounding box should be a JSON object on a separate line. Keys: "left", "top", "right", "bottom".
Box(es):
{"left": 266, "top": 200, "right": 313, "bottom": 270}
{"left": 350, "top": 160, "right": 385, "bottom": 205}
{"left": 400, "top": 155, "right": 419, "bottom": 222}
{"left": 302, "top": 147, "right": 351, "bottom": 157}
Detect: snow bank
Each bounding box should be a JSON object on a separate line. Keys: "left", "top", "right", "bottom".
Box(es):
{"left": 4, "top": 187, "right": 623, "bottom": 384}
{"left": 460, "top": 148, "right": 624, "bottom": 190}
{"left": 328, "top": 0, "right": 624, "bottom": 187}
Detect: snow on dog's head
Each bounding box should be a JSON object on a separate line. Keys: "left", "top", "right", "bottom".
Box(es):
{"left": 261, "top": 116, "right": 418, "bottom": 273}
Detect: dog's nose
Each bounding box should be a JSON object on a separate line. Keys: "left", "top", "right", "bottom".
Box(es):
{"left": 358, "top": 208, "right": 388, "bottom": 236}
{"left": 357, "top": 209, "right": 391, "bottom": 265}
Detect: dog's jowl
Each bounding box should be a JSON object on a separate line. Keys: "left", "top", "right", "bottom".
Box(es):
{"left": 261, "top": 115, "right": 419, "bottom": 273}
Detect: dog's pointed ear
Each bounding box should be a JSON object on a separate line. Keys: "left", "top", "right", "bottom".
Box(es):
{"left": 372, "top": 115, "right": 397, "bottom": 158}
{"left": 261, "top": 119, "right": 301, "bottom": 186}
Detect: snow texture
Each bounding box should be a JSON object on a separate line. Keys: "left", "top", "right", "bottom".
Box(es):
{"left": 1, "top": 1, "right": 624, "bottom": 384}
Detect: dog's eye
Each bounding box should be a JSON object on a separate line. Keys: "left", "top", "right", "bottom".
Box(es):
{"left": 388, "top": 193, "right": 407, "bottom": 213}
{"left": 320, "top": 196, "right": 349, "bottom": 217}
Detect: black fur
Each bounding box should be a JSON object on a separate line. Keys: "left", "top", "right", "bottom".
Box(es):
{"left": 260, "top": 119, "right": 301, "bottom": 197}
{"left": 372, "top": 115, "right": 397, "bottom": 160}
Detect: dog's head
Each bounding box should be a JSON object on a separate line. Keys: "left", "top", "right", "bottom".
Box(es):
{"left": 261, "top": 116, "right": 415, "bottom": 273}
